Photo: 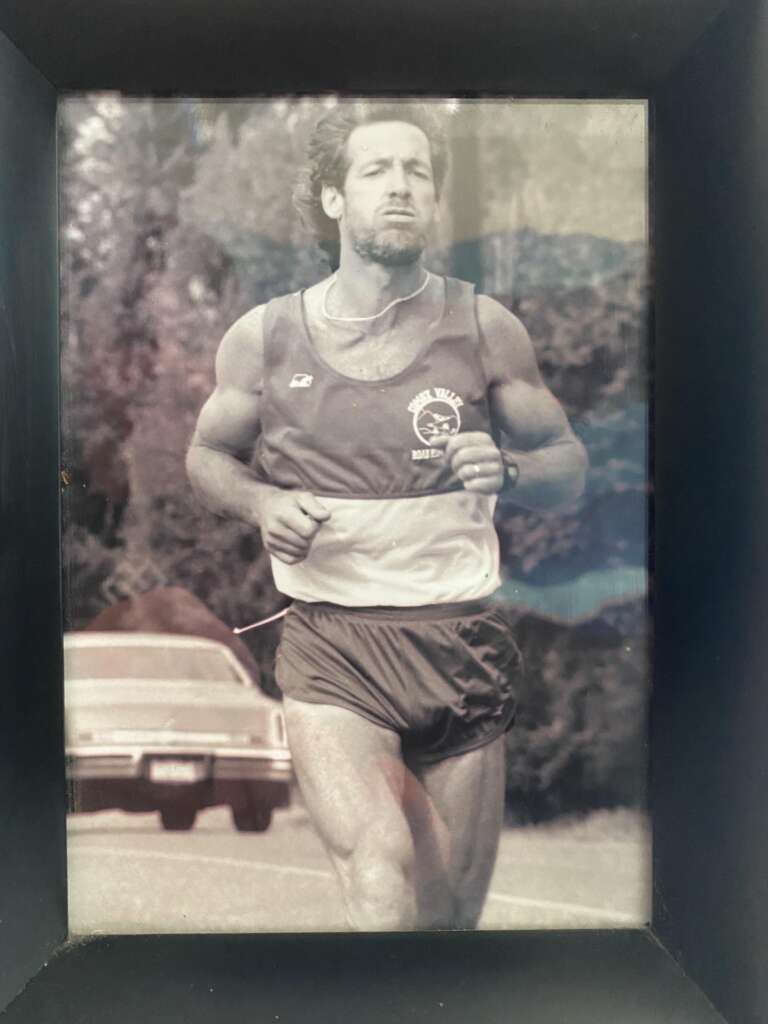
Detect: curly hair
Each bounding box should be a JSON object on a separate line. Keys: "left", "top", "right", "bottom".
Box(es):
{"left": 293, "top": 101, "right": 449, "bottom": 270}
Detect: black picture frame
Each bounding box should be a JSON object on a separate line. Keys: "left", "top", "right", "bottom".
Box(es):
{"left": 2, "top": 2, "right": 766, "bottom": 1022}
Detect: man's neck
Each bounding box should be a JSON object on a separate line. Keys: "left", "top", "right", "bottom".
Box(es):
{"left": 329, "top": 252, "right": 427, "bottom": 319}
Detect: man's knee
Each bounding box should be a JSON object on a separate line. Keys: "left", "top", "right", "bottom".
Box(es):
{"left": 340, "top": 824, "right": 417, "bottom": 929}
{"left": 350, "top": 824, "right": 413, "bottom": 887}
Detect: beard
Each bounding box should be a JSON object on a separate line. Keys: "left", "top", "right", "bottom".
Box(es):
{"left": 350, "top": 224, "right": 426, "bottom": 267}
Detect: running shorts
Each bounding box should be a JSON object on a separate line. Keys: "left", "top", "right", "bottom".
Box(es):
{"left": 275, "top": 597, "right": 523, "bottom": 764}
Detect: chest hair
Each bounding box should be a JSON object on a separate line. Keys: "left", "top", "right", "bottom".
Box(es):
{"left": 303, "top": 282, "right": 445, "bottom": 382}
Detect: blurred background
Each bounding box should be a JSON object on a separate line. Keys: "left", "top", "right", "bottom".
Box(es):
{"left": 59, "top": 97, "right": 650, "bottom": 932}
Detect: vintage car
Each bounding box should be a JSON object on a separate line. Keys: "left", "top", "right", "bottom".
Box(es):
{"left": 64, "top": 632, "right": 292, "bottom": 832}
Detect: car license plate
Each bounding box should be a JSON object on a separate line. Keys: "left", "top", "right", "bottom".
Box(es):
{"left": 148, "top": 759, "right": 205, "bottom": 784}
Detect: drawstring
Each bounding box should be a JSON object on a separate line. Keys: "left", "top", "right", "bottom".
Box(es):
{"left": 232, "top": 606, "right": 290, "bottom": 635}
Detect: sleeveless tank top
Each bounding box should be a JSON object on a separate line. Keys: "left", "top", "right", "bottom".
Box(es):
{"left": 256, "top": 275, "right": 501, "bottom": 606}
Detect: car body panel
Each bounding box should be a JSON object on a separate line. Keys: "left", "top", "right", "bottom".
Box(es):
{"left": 64, "top": 631, "right": 292, "bottom": 827}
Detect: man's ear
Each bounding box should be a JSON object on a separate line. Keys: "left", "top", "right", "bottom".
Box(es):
{"left": 321, "top": 184, "right": 344, "bottom": 221}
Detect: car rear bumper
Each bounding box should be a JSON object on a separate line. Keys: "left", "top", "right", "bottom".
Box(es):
{"left": 66, "top": 746, "right": 293, "bottom": 784}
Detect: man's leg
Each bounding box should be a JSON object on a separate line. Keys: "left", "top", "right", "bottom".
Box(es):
{"left": 282, "top": 695, "right": 417, "bottom": 930}
{"left": 404, "top": 736, "right": 506, "bottom": 929}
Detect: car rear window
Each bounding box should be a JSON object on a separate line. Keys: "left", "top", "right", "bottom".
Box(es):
{"left": 64, "top": 644, "right": 244, "bottom": 683}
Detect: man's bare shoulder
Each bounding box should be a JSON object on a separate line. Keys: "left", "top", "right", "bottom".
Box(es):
{"left": 475, "top": 293, "right": 529, "bottom": 346}
{"left": 215, "top": 305, "right": 266, "bottom": 391}
{"left": 475, "top": 293, "right": 540, "bottom": 386}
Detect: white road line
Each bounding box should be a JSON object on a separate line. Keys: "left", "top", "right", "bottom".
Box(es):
{"left": 72, "top": 846, "right": 642, "bottom": 923}
{"left": 485, "top": 891, "right": 643, "bottom": 923}
{"left": 72, "top": 845, "right": 333, "bottom": 880}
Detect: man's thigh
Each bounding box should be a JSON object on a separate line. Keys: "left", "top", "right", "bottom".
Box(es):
{"left": 404, "top": 736, "right": 506, "bottom": 927}
{"left": 282, "top": 696, "right": 410, "bottom": 862}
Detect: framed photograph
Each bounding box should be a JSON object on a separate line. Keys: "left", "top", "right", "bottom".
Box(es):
{"left": 57, "top": 94, "right": 650, "bottom": 941}
{"left": 2, "top": 1, "right": 766, "bottom": 1022}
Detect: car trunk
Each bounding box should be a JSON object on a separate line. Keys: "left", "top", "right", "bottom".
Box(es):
{"left": 65, "top": 678, "right": 275, "bottom": 745}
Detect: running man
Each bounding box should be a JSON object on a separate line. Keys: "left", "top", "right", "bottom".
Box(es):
{"left": 186, "top": 102, "right": 588, "bottom": 930}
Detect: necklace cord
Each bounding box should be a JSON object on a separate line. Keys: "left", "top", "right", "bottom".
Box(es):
{"left": 322, "top": 271, "right": 431, "bottom": 323}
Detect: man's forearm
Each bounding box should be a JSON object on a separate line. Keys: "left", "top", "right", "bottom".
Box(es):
{"left": 500, "top": 438, "right": 588, "bottom": 511}
{"left": 186, "top": 442, "right": 275, "bottom": 526}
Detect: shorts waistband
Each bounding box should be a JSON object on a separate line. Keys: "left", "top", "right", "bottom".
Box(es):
{"left": 290, "top": 595, "right": 498, "bottom": 622}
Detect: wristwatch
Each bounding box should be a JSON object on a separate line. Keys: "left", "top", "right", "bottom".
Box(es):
{"left": 500, "top": 450, "right": 520, "bottom": 492}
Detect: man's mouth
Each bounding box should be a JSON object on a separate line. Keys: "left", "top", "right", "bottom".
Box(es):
{"left": 381, "top": 208, "right": 415, "bottom": 220}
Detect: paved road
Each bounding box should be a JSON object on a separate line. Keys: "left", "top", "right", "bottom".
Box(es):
{"left": 67, "top": 802, "right": 650, "bottom": 934}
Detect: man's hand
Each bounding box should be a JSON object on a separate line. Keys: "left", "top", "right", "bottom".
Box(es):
{"left": 259, "top": 490, "right": 331, "bottom": 564}
{"left": 432, "top": 432, "right": 505, "bottom": 495}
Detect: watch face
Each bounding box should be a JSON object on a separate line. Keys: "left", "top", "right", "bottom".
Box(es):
{"left": 501, "top": 451, "right": 520, "bottom": 484}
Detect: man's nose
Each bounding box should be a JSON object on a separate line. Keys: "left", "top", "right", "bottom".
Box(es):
{"left": 386, "top": 164, "right": 411, "bottom": 194}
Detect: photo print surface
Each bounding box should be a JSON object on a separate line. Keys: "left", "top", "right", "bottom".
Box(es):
{"left": 60, "top": 97, "right": 649, "bottom": 933}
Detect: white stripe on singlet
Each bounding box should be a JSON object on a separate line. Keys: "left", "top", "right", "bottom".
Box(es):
{"left": 270, "top": 490, "right": 500, "bottom": 607}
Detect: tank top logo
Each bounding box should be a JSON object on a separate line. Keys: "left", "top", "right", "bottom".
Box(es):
{"left": 408, "top": 387, "right": 464, "bottom": 460}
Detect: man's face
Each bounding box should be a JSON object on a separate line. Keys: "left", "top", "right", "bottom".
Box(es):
{"left": 325, "top": 120, "right": 438, "bottom": 267}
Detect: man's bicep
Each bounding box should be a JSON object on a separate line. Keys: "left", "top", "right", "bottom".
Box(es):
{"left": 476, "top": 295, "right": 574, "bottom": 449}
{"left": 491, "top": 377, "right": 575, "bottom": 451}
{"left": 192, "top": 385, "right": 262, "bottom": 459}
{"left": 477, "top": 294, "right": 543, "bottom": 387}
{"left": 192, "top": 305, "right": 265, "bottom": 458}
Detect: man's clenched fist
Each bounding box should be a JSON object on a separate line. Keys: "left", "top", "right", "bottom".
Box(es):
{"left": 259, "top": 490, "right": 331, "bottom": 564}
{"left": 432, "top": 432, "right": 505, "bottom": 495}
